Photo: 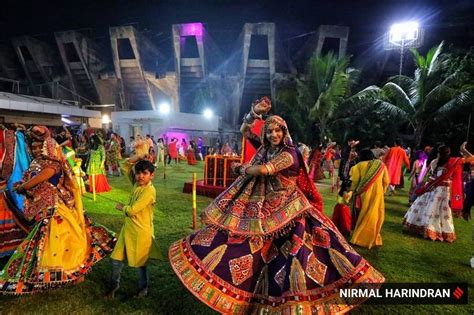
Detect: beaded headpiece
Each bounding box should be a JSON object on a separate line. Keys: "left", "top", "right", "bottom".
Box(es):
{"left": 261, "top": 115, "right": 293, "bottom": 147}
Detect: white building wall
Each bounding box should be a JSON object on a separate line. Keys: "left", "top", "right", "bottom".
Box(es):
{"left": 111, "top": 110, "right": 222, "bottom": 148}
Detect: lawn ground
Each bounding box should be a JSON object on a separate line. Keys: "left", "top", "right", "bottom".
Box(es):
{"left": 0, "top": 161, "right": 472, "bottom": 314}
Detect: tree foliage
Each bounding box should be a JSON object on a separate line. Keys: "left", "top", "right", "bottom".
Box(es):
{"left": 276, "top": 52, "right": 357, "bottom": 146}
{"left": 350, "top": 42, "right": 473, "bottom": 147}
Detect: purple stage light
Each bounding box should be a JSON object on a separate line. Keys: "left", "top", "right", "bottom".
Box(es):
{"left": 181, "top": 23, "right": 203, "bottom": 37}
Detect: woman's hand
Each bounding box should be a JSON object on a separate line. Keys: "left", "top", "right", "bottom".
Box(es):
{"left": 13, "top": 182, "right": 25, "bottom": 194}
{"left": 253, "top": 97, "right": 271, "bottom": 115}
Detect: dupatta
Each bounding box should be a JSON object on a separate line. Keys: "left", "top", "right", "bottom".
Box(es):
{"left": 415, "top": 157, "right": 464, "bottom": 212}
{"left": 351, "top": 159, "right": 385, "bottom": 226}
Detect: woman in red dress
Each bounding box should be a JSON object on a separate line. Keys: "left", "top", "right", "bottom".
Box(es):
{"left": 186, "top": 140, "right": 197, "bottom": 165}
{"left": 167, "top": 138, "right": 178, "bottom": 164}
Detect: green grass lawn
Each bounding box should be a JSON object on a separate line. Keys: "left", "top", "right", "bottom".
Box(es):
{"left": 1, "top": 161, "right": 473, "bottom": 314}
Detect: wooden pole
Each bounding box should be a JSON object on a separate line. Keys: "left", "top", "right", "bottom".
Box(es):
{"left": 91, "top": 161, "right": 99, "bottom": 201}
{"left": 192, "top": 172, "right": 197, "bottom": 229}
{"left": 92, "top": 174, "right": 96, "bottom": 201}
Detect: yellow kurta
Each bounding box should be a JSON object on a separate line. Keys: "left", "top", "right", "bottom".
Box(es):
{"left": 349, "top": 161, "right": 389, "bottom": 249}
{"left": 110, "top": 162, "right": 161, "bottom": 267}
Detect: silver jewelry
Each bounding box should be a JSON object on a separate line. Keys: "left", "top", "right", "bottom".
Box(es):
{"left": 267, "top": 147, "right": 281, "bottom": 160}
{"left": 239, "top": 164, "right": 249, "bottom": 176}
{"left": 243, "top": 112, "right": 255, "bottom": 125}
{"left": 250, "top": 106, "right": 263, "bottom": 120}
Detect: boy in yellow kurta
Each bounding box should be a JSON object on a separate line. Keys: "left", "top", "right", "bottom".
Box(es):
{"left": 106, "top": 159, "right": 161, "bottom": 298}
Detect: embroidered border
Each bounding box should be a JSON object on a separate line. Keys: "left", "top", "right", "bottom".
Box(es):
{"left": 169, "top": 238, "right": 385, "bottom": 314}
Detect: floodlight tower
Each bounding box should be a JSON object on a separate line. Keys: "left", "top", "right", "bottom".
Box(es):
{"left": 386, "top": 21, "right": 423, "bottom": 77}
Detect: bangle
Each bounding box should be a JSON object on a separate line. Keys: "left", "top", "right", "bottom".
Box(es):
{"left": 264, "top": 163, "right": 275, "bottom": 175}
{"left": 243, "top": 112, "right": 255, "bottom": 125}
{"left": 250, "top": 106, "right": 263, "bottom": 120}
{"left": 243, "top": 106, "right": 263, "bottom": 125}
{"left": 239, "top": 164, "right": 249, "bottom": 176}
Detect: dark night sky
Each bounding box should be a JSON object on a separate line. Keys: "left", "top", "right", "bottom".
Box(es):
{"left": 1, "top": 0, "right": 473, "bottom": 75}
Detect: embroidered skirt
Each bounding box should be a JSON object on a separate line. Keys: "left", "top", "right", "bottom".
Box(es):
{"left": 169, "top": 214, "right": 384, "bottom": 314}
{"left": 0, "top": 202, "right": 116, "bottom": 295}
{"left": 402, "top": 186, "right": 456, "bottom": 242}
{"left": 0, "top": 193, "right": 27, "bottom": 258}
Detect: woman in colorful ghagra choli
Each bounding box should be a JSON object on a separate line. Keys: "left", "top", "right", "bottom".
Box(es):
{"left": 0, "top": 126, "right": 116, "bottom": 294}
{"left": 169, "top": 98, "right": 384, "bottom": 314}
{"left": 105, "top": 133, "right": 122, "bottom": 176}
{"left": 0, "top": 127, "right": 30, "bottom": 257}
{"left": 87, "top": 134, "right": 111, "bottom": 193}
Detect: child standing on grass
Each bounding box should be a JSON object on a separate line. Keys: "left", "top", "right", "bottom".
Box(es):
{"left": 106, "top": 159, "right": 161, "bottom": 298}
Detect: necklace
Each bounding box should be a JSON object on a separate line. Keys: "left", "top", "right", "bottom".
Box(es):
{"left": 267, "top": 146, "right": 281, "bottom": 161}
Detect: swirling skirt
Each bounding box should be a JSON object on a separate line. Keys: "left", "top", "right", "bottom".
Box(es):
{"left": 0, "top": 202, "right": 116, "bottom": 294}
{"left": 402, "top": 186, "right": 455, "bottom": 242}
{"left": 169, "top": 214, "right": 384, "bottom": 314}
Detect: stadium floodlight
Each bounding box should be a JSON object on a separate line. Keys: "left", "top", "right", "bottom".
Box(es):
{"left": 389, "top": 21, "right": 420, "bottom": 45}
{"left": 385, "top": 21, "right": 423, "bottom": 77}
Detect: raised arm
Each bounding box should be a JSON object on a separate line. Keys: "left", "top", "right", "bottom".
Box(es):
{"left": 240, "top": 97, "right": 272, "bottom": 139}
{"left": 122, "top": 156, "right": 141, "bottom": 184}
{"left": 460, "top": 142, "right": 473, "bottom": 158}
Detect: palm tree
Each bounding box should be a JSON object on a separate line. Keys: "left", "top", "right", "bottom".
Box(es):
{"left": 277, "top": 52, "right": 357, "bottom": 145}
{"left": 277, "top": 52, "right": 356, "bottom": 145}
{"left": 276, "top": 88, "right": 310, "bottom": 143}
{"left": 351, "top": 42, "right": 473, "bottom": 147}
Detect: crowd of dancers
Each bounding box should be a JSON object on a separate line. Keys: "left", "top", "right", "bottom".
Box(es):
{"left": 0, "top": 96, "right": 472, "bottom": 313}
{"left": 297, "top": 133, "right": 472, "bottom": 247}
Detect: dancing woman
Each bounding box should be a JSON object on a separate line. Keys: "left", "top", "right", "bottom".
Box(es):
{"left": 308, "top": 144, "right": 325, "bottom": 182}
{"left": 403, "top": 145, "right": 464, "bottom": 242}
{"left": 0, "top": 126, "right": 116, "bottom": 294}
{"left": 349, "top": 149, "right": 390, "bottom": 249}
{"left": 0, "top": 127, "right": 30, "bottom": 257}
{"left": 322, "top": 142, "right": 337, "bottom": 191}
{"left": 169, "top": 97, "right": 384, "bottom": 314}
{"left": 87, "top": 134, "right": 111, "bottom": 193}
{"left": 105, "top": 133, "right": 121, "bottom": 176}
{"left": 187, "top": 140, "right": 197, "bottom": 165}
{"left": 408, "top": 150, "right": 428, "bottom": 204}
